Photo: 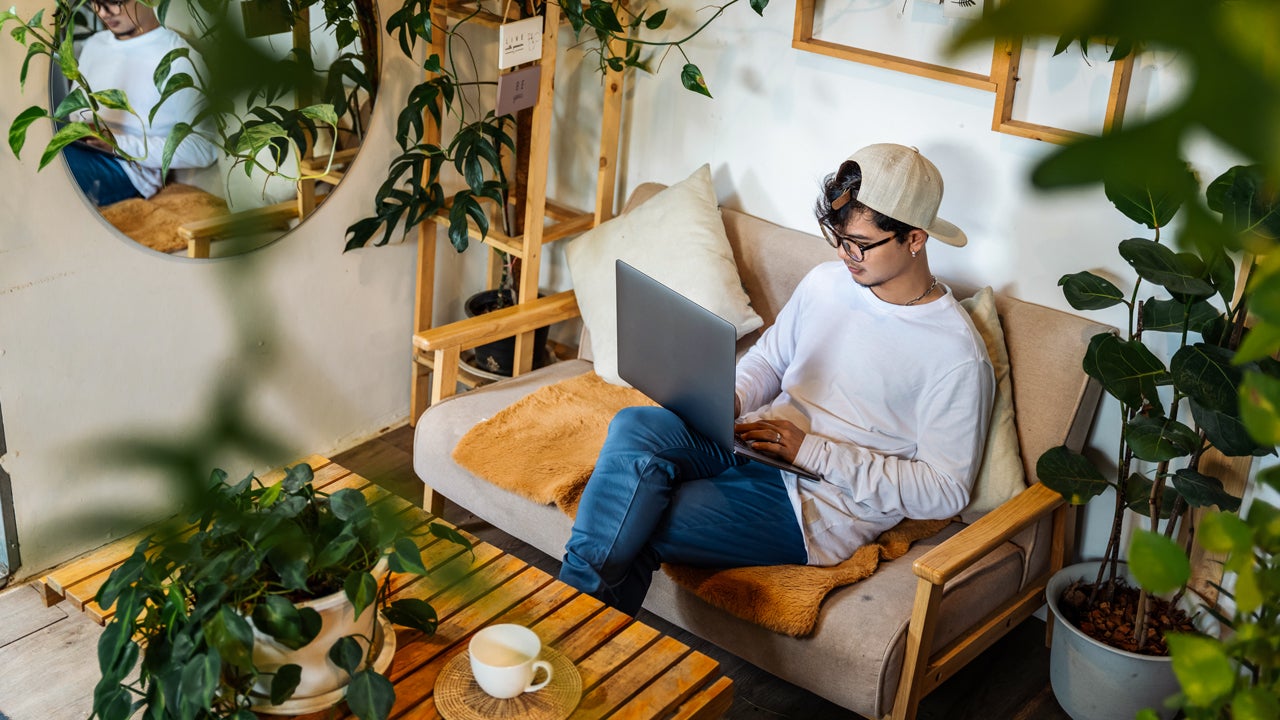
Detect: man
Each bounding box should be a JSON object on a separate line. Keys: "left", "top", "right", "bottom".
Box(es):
{"left": 559, "top": 144, "right": 996, "bottom": 615}
{"left": 63, "top": 0, "right": 217, "bottom": 206}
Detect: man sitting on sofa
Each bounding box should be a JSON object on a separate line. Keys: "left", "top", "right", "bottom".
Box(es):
{"left": 559, "top": 143, "right": 996, "bottom": 615}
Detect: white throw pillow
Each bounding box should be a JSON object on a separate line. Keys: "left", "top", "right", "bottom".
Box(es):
{"left": 564, "top": 165, "right": 764, "bottom": 385}
{"left": 959, "top": 286, "right": 1026, "bottom": 519}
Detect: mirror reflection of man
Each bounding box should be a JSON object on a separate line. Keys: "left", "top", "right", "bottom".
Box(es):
{"left": 63, "top": 0, "right": 218, "bottom": 206}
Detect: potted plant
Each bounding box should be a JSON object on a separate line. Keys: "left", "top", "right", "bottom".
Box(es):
{"left": 1032, "top": 163, "right": 1280, "bottom": 719}
{"left": 89, "top": 462, "right": 470, "bottom": 720}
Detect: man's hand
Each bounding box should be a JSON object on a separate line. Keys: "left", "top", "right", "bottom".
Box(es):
{"left": 80, "top": 137, "right": 116, "bottom": 155}
{"left": 735, "top": 419, "right": 804, "bottom": 464}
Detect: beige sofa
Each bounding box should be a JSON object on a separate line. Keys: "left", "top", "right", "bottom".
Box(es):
{"left": 412, "top": 184, "right": 1109, "bottom": 719}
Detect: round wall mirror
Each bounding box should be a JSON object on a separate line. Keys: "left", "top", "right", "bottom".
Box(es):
{"left": 49, "top": 0, "right": 379, "bottom": 258}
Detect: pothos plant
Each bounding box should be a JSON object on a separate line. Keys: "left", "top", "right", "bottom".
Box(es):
{"left": 89, "top": 463, "right": 471, "bottom": 720}
{"left": 1035, "top": 163, "right": 1278, "bottom": 655}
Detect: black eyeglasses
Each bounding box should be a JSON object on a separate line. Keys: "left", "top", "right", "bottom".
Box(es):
{"left": 90, "top": 0, "right": 128, "bottom": 14}
{"left": 820, "top": 224, "right": 897, "bottom": 262}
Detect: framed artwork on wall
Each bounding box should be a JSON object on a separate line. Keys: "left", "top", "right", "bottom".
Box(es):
{"left": 792, "top": 0, "right": 1000, "bottom": 91}
{"left": 990, "top": 36, "right": 1135, "bottom": 145}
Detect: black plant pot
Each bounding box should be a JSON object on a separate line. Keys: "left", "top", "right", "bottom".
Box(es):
{"left": 465, "top": 289, "right": 552, "bottom": 376}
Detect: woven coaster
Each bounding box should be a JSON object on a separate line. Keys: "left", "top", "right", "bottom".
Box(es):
{"left": 435, "top": 645, "right": 581, "bottom": 720}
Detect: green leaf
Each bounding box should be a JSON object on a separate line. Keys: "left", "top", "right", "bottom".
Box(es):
{"left": 8, "top": 105, "right": 45, "bottom": 157}
{"left": 1119, "top": 238, "right": 1214, "bottom": 297}
{"left": 1240, "top": 370, "right": 1280, "bottom": 446}
{"left": 680, "top": 63, "right": 712, "bottom": 98}
{"left": 384, "top": 597, "right": 438, "bottom": 634}
{"left": 345, "top": 571, "right": 379, "bottom": 620}
{"left": 205, "top": 605, "right": 255, "bottom": 670}
{"left": 252, "top": 595, "right": 321, "bottom": 650}
{"left": 447, "top": 191, "right": 471, "bottom": 252}
{"left": 1171, "top": 344, "right": 1242, "bottom": 413}
{"left": 1058, "top": 271, "right": 1126, "bottom": 310}
{"left": 1123, "top": 473, "right": 1179, "bottom": 519}
{"left": 19, "top": 41, "right": 48, "bottom": 90}
{"left": 328, "top": 635, "right": 364, "bottom": 675}
{"left": 1128, "top": 529, "right": 1190, "bottom": 594}
{"left": 299, "top": 103, "right": 340, "bottom": 127}
{"left": 315, "top": 526, "right": 360, "bottom": 569}
{"left": 177, "top": 650, "right": 220, "bottom": 715}
{"left": 96, "top": 546, "right": 148, "bottom": 610}
{"left": 1140, "top": 298, "right": 1220, "bottom": 335}
{"left": 1125, "top": 415, "right": 1198, "bottom": 462}
{"left": 270, "top": 663, "right": 303, "bottom": 705}
{"left": 1207, "top": 164, "right": 1280, "bottom": 241}
{"left": 96, "top": 619, "right": 140, "bottom": 684}
{"left": 1189, "top": 398, "right": 1269, "bottom": 457}
{"left": 38, "top": 121, "right": 96, "bottom": 170}
{"left": 1232, "top": 686, "right": 1280, "bottom": 720}
{"left": 58, "top": 32, "right": 79, "bottom": 83}
{"left": 282, "top": 463, "right": 313, "bottom": 493}
{"left": 644, "top": 9, "right": 667, "bottom": 28}
{"left": 52, "top": 88, "right": 90, "bottom": 120}
{"left": 1036, "top": 445, "right": 1111, "bottom": 504}
{"left": 152, "top": 46, "right": 190, "bottom": 89}
{"left": 159, "top": 122, "right": 194, "bottom": 178}
{"left": 150, "top": 72, "right": 194, "bottom": 125}
{"left": 427, "top": 522, "right": 473, "bottom": 553}
{"left": 1197, "top": 510, "right": 1252, "bottom": 554}
{"left": 329, "top": 488, "right": 370, "bottom": 521}
{"left": 749, "top": 0, "right": 769, "bottom": 15}
{"left": 1166, "top": 633, "right": 1236, "bottom": 706}
{"left": 1105, "top": 169, "right": 1191, "bottom": 229}
{"left": 344, "top": 669, "right": 395, "bottom": 720}
{"left": 583, "top": 0, "right": 624, "bottom": 33}
{"left": 387, "top": 537, "right": 428, "bottom": 575}
{"left": 1084, "top": 333, "right": 1166, "bottom": 409}
{"left": 90, "top": 89, "right": 132, "bottom": 113}
{"left": 1235, "top": 563, "right": 1263, "bottom": 613}
{"left": 1170, "top": 469, "right": 1241, "bottom": 512}
{"left": 1236, "top": 322, "right": 1280, "bottom": 364}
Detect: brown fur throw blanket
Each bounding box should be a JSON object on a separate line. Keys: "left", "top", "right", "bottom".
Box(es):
{"left": 99, "top": 183, "right": 229, "bottom": 254}
{"left": 452, "top": 371, "right": 951, "bottom": 636}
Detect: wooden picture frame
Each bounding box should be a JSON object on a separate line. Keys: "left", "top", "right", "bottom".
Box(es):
{"left": 791, "top": 0, "right": 1001, "bottom": 92}
{"left": 990, "top": 36, "right": 1135, "bottom": 145}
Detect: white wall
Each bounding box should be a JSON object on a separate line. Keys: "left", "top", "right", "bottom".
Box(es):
{"left": 547, "top": 0, "right": 1246, "bottom": 560}
{"left": 0, "top": 0, "right": 436, "bottom": 578}
{"left": 0, "top": 0, "right": 1251, "bottom": 577}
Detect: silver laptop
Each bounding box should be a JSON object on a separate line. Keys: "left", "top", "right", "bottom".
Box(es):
{"left": 615, "top": 260, "right": 820, "bottom": 480}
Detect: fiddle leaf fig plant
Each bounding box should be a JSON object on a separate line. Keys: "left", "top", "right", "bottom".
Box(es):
{"left": 89, "top": 463, "right": 471, "bottom": 720}
{"left": 1035, "top": 163, "right": 1279, "bottom": 655}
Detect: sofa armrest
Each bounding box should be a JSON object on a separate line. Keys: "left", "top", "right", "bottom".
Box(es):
{"left": 412, "top": 290, "right": 581, "bottom": 355}
{"left": 912, "top": 483, "right": 1064, "bottom": 585}
{"left": 413, "top": 289, "right": 581, "bottom": 406}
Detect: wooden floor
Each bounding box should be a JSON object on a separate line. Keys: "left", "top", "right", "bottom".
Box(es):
{"left": 0, "top": 424, "right": 1069, "bottom": 720}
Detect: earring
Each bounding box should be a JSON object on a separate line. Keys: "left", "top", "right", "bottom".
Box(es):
{"left": 911, "top": 250, "right": 918, "bottom": 258}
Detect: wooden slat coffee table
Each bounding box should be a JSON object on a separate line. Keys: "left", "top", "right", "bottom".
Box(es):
{"left": 37, "top": 456, "right": 733, "bottom": 720}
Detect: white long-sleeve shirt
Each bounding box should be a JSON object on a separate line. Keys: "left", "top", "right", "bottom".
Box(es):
{"left": 77, "top": 28, "right": 219, "bottom": 198}
{"left": 735, "top": 262, "right": 995, "bottom": 566}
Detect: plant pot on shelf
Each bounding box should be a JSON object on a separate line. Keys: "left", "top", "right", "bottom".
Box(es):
{"left": 1046, "top": 560, "right": 1192, "bottom": 720}
{"left": 465, "top": 289, "right": 552, "bottom": 376}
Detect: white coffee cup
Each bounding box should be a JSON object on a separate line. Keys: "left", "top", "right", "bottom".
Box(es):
{"left": 468, "top": 624, "right": 554, "bottom": 699}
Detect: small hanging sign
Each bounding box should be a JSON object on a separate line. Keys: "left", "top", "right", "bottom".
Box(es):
{"left": 496, "top": 65, "right": 541, "bottom": 116}
{"left": 498, "top": 16, "right": 543, "bottom": 69}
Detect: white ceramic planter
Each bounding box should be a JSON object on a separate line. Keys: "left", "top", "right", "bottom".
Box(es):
{"left": 1046, "top": 560, "right": 1181, "bottom": 720}
{"left": 250, "top": 559, "right": 390, "bottom": 705}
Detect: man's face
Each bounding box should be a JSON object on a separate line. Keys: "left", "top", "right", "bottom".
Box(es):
{"left": 92, "top": 0, "right": 157, "bottom": 39}
{"left": 834, "top": 210, "right": 912, "bottom": 289}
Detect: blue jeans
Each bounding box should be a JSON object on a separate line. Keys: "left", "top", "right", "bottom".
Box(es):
{"left": 560, "top": 406, "right": 808, "bottom": 615}
{"left": 63, "top": 143, "right": 140, "bottom": 206}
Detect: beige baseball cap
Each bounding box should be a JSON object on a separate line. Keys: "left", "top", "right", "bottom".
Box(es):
{"left": 834, "top": 143, "right": 967, "bottom": 247}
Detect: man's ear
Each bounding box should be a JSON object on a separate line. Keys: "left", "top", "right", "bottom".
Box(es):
{"left": 906, "top": 228, "right": 928, "bottom": 254}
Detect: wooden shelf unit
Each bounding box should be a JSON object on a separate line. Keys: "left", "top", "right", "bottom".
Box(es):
{"left": 409, "top": 0, "right": 625, "bottom": 422}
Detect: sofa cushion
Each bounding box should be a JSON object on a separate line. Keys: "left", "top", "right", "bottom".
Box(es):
{"left": 958, "top": 287, "right": 1026, "bottom": 519}
{"left": 564, "top": 166, "right": 763, "bottom": 384}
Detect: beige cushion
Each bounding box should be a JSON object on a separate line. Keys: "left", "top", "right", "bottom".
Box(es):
{"left": 564, "top": 166, "right": 763, "bottom": 384}
{"left": 959, "top": 286, "right": 1026, "bottom": 518}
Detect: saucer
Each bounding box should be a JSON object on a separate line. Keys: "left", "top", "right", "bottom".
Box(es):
{"left": 251, "top": 614, "right": 397, "bottom": 715}
{"left": 435, "top": 645, "right": 582, "bottom": 720}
